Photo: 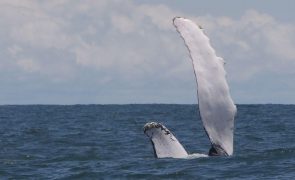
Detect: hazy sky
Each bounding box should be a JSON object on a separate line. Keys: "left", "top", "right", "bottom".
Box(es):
{"left": 1, "top": 0, "right": 295, "bottom": 104}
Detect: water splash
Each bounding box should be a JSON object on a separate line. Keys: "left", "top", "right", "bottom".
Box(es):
{"left": 185, "top": 153, "right": 208, "bottom": 159}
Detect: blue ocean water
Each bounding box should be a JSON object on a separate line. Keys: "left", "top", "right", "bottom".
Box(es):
{"left": 0, "top": 104, "right": 294, "bottom": 179}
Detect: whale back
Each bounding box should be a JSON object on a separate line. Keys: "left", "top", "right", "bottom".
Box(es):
{"left": 173, "top": 17, "right": 237, "bottom": 156}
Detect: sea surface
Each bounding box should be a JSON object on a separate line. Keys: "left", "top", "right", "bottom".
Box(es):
{"left": 0, "top": 104, "right": 294, "bottom": 179}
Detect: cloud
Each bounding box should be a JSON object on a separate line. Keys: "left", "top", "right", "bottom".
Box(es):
{"left": 11, "top": 20, "right": 72, "bottom": 49}
{"left": 192, "top": 10, "right": 295, "bottom": 82}
{"left": 137, "top": 4, "right": 181, "bottom": 31}
{"left": 241, "top": 10, "right": 295, "bottom": 60}
{"left": 0, "top": 0, "right": 294, "bottom": 103}
{"left": 16, "top": 58, "right": 40, "bottom": 73}
{"left": 111, "top": 14, "right": 136, "bottom": 33}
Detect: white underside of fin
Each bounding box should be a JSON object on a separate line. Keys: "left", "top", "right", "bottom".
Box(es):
{"left": 173, "top": 17, "right": 236, "bottom": 156}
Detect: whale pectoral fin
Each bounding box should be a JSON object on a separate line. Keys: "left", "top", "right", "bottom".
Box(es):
{"left": 143, "top": 122, "right": 188, "bottom": 158}
{"left": 173, "top": 17, "right": 236, "bottom": 156}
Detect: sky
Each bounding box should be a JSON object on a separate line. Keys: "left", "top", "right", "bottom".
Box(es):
{"left": 0, "top": 0, "right": 295, "bottom": 104}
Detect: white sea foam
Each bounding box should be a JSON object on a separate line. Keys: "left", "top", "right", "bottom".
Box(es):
{"left": 185, "top": 153, "right": 209, "bottom": 159}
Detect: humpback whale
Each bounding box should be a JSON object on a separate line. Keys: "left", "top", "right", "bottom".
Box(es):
{"left": 144, "top": 17, "right": 237, "bottom": 158}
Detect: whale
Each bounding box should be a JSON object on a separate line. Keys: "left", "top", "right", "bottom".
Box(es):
{"left": 144, "top": 17, "right": 237, "bottom": 158}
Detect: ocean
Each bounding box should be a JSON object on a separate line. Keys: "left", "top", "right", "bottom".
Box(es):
{"left": 0, "top": 104, "right": 294, "bottom": 179}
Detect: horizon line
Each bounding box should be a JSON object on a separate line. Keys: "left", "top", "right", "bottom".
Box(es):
{"left": 0, "top": 103, "right": 294, "bottom": 106}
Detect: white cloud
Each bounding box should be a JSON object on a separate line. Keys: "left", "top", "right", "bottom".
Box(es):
{"left": 241, "top": 10, "right": 295, "bottom": 60}
{"left": 0, "top": 0, "right": 295, "bottom": 103}
{"left": 11, "top": 20, "right": 72, "bottom": 49}
{"left": 111, "top": 14, "right": 136, "bottom": 33}
{"left": 16, "top": 58, "right": 40, "bottom": 73}
{"left": 137, "top": 4, "right": 181, "bottom": 31}
{"left": 74, "top": 42, "right": 114, "bottom": 69}
{"left": 191, "top": 10, "right": 295, "bottom": 82}
{"left": 7, "top": 45, "right": 23, "bottom": 57}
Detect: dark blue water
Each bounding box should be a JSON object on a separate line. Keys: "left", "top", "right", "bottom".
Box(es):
{"left": 0, "top": 105, "right": 294, "bottom": 179}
